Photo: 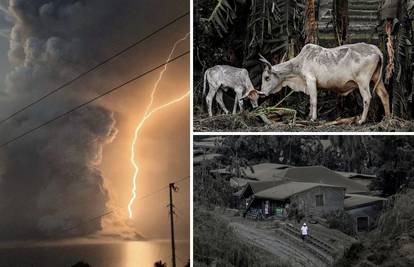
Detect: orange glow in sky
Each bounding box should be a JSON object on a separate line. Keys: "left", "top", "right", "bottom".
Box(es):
{"left": 127, "top": 33, "right": 190, "bottom": 218}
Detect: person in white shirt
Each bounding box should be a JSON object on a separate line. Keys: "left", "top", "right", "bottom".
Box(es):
{"left": 301, "top": 223, "right": 308, "bottom": 241}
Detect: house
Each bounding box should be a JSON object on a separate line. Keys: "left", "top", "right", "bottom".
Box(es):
{"left": 344, "top": 194, "right": 387, "bottom": 232}
{"left": 276, "top": 166, "right": 369, "bottom": 194}
{"left": 217, "top": 164, "right": 370, "bottom": 194}
{"left": 241, "top": 181, "right": 345, "bottom": 218}
{"left": 231, "top": 163, "right": 387, "bottom": 233}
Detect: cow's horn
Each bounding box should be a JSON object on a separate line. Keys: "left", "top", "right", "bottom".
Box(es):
{"left": 258, "top": 54, "right": 272, "bottom": 68}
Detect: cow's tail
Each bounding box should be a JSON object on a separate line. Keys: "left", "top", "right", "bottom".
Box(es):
{"left": 202, "top": 69, "right": 208, "bottom": 97}
{"left": 373, "top": 50, "right": 384, "bottom": 94}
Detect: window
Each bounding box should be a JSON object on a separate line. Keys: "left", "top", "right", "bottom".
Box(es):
{"left": 315, "top": 194, "right": 324, "bottom": 207}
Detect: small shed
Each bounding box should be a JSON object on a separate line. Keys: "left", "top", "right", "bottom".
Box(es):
{"left": 345, "top": 194, "right": 387, "bottom": 232}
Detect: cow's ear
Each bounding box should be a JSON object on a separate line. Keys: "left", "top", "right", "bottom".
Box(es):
{"left": 242, "top": 89, "right": 256, "bottom": 99}
{"left": 259, "top": 54, "right": 272, "bottom": 70}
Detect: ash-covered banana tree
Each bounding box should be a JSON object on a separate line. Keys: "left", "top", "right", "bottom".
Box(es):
{"left": 205, "top": 0, "right": 307, "bottom": 86}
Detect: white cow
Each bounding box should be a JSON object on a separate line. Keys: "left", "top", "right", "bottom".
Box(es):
{"left": 259, "top": 43, "right": 390, "bottom": 124}
{"left": 203, "top": 65, "right": 260, "bottom": 117}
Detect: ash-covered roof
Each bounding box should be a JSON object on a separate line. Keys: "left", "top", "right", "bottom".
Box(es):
{"left": 193, "top": 136, "right": 223, "bottom": 149}
{"left": 239, "top": 180, "right": 287, "bottom": 198}
{"left": 242, "top": 163, "right": 291, "bottom": 180}
{"left": 230, "top": 178, "right": 254, "bottom": 188}
{"left": 255, "top": 182, "right": 344, "bottom": 201}
{"left": 344, "top": 194, "right": 387, "bottom": 210}
{"left": 335, "top": 171, "right": 376, "bottom": 179}
{"left": 279, "top": 166, "right": 369, "bottom": 193}
{"left": 193, "top": 153, "right": 223, "bottom": 164}
{"left": 210, "top": 163, "right": 290, "bottom": 178}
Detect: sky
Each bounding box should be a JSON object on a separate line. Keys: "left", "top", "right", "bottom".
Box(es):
{"left": 0, "top": 0, "right": 189, "bottom": 246}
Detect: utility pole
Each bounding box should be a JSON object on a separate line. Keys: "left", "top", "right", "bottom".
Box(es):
{"left": 169, "top": 183, "right": 177, "bottom": 267}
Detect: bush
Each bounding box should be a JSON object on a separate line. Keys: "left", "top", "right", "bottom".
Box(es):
{"left": 334, "top": 242, "right": 364, "bottom": 267}
{"left": 325, "top": 211, "right": 356, "bottom": 236}
{"left": 376, "top": 189, "right": 414, "bottom": 239}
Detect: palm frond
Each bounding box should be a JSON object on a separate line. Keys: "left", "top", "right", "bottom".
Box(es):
{"left": 208, "top": 0, "right": 237, "bottom": 37}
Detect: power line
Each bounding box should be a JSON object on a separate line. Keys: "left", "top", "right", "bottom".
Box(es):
{"left": 137, "top": 176, "right": 190, "bottom": 201}
{"left": 0, "top": 50, "right": 189, "bottom": 149}
{"left": 0, "top": 11, "right": 189, "bottom": 126}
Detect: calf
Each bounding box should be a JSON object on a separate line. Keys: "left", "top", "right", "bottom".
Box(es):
{"left": 259, "top": 43, "right": 390, "bottom": 124}
{"left": 203, "top": 65, "right": 259, "bottom": 117}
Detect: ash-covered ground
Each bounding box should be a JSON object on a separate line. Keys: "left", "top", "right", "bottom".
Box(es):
{"left": 194, "top": 112, "right": 414, "bottom": 132}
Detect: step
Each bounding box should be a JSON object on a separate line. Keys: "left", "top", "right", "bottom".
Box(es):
{"left": 321, "top": 8, "right": 378, "bottom": 16}
{"left": 284, "top": 224, "right": 336, "bottom": 256}
{"left": 276, "top": 228, "right": 334, "bottom": 265}
{"left": 348, "top": 0, "right": 381, "bottom": 4}
{"left": 275, "top": 229, "right": 332, "bottom": 265}
{"left": 318, "top": 21, "right": 379, "bottom": 30}
{"left": 318, "top": 33, "right": 379, "bottom": 43}
{"left": 320, "top": 14, "right": 378, "bottom": 23}
{"left": 349, "top": 3, "right": 380, "bottom": 10}
{"left": 348, "top": 9, "right": 378, "bottom": 16}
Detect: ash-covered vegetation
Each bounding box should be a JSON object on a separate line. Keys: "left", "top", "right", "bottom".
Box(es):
{"left": 194, "top": 135, "right": 414, "bottom": 266}
{"left": 193, "top": 0, "right": 414, "bottom": 132}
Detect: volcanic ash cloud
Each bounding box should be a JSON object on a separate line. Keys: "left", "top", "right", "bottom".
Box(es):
{"left": 0, "top": 0, "right": 136, "bottom": 240}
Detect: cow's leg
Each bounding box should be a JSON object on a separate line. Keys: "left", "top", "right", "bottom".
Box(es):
{"left": 205, "top": 86, "right": 217, "bottom": 117}
{"left": 357, "top": 82, "right": 372, "bottom": 125}
{"left": 306, "top": 78, "right": 318, "bottom": 121}
{"left": 215, "top": 90, "right": 229, "bottom": 114}
{"left": 232, "top": 93, "right": 238, "bottom": 114}
{"left": 236, "top": 89, "right": 244, "bottom": 113}
{"left": 375, "top": 81, "right": 391, "bottom": 117}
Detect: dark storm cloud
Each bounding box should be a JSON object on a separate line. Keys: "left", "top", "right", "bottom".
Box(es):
{"left": 0, "top": 0, "right": 187, "bottom": 240}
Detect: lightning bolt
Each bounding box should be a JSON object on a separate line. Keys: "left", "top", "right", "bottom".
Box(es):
{"left": 127, "top": 33, "right": 190, "bottom": 218}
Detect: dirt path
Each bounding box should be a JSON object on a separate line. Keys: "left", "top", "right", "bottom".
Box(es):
{"left": 223, "top": 214, "right": 334, "bottom": 267}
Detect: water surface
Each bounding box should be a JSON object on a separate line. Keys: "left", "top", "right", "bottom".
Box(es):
{"left": 0, "top": 240, "right": 189, "bottom": 267}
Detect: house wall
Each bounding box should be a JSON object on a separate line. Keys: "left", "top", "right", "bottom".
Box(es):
{"left": 347, "top": 203, "right": 384, "bottom": 232}
{"left": 290, "top": 186, "right": 345, "bottom": 217}
{"left": 245, "top": 186, "right": 345, "bottom": 218}
{"left": 245, "top": 198, "right": 288, "bottom": 218}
